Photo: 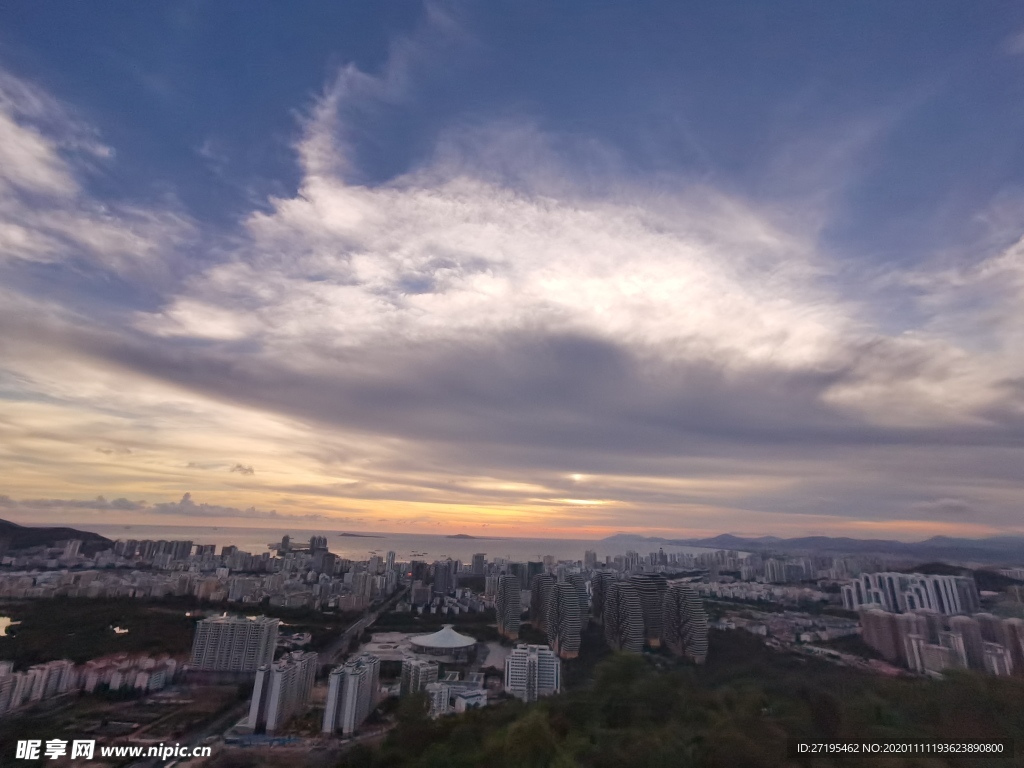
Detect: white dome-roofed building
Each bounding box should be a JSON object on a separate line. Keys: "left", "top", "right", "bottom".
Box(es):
{"left": 409, "top": 625, "right": 478, "bottom": 661}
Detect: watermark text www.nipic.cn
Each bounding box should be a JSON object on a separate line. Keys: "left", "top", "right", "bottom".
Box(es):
{"left": 15, "top": 740, "right": 213, "bottom": 761}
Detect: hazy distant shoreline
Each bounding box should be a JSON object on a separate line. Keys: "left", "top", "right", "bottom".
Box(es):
{"left": 65, "top": 523, "right": 721, "bottom": 563}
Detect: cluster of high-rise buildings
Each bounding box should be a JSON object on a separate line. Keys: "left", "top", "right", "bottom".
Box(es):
{"left": 842, "top": 571, "right": 1023, "bottom": 678}
{"left": 248, "top": 651, "right": 318, "bottom": 734}
{"left": 842, "top": 572, "right": 981, "bottom": 616}
{"left": 392, "top": 657, "right": 486, "bottom": 717}
{"left": 78, "top": 653, "right": 179, "bottom": 694}
{"left": 0, "top": 538, "right": 403, "bottom": 611}
{"left": 0, "top": 659, "right": 76, "bottom": 716}
{"left": 323, "top": 654, "right": 381, "bottom": 735}
{"left": 472, "top": 553, "right": 710, "bottom": 663}
{"left": 712, "top": 609, "right": 859, "bottom": 645}
{"left": 356, "top": 656, "right": 485, "bottom": 722}
{"left": 32, "top": 533, "right": 1024, "bottom": 739}
{"left": 693, "top": 580, "right": 831, "bottom": 606}
{"left": 741, "top": 554, "right": 892, "bottom": 583}
{"left": 594, "top": 573, "right": 709, "bottom": 662}
{"left": 860, "top": 608, "right": 1022, "bottom": 677}
{"left": 187, "top": 615, "right": 324, "bottom": 734}
{"left": 190, "top": 615, "right": 430, "bottom": 737}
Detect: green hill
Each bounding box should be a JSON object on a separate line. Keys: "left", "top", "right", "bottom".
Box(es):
{"left": 333, "top": 630, "right": 1024, "bottom": 768}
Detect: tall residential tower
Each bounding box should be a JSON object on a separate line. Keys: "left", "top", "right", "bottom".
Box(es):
{"left": 323, "top": 654, "right": 380, "bottom": 736}
{"left": 189, "top": 615, "right": 279, "bottom": 672}
{"left": 495, "top": 574, "right": 522, "bottom": 640}
{"left": 662, "top": 582, "right": 708, "bottom": 663}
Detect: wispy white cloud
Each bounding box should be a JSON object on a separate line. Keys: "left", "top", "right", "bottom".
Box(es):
{"left": 0, "top": 70, "right": 193, "bottom": 274}
{"left": 1004, "top": 29, "right": 1024, "bottom": 56}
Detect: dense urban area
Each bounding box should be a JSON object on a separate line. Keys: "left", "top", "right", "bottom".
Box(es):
{"left": 1, "top": 525, "right": 1023, "bottom": 767}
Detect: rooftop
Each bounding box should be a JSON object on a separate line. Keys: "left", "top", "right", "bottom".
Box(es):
{"left": 409, "top": 624, "right": 477, "bottom": 650}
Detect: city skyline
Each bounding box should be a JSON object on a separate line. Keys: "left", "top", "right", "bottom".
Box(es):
{"left": 3, "top": 3, "right": 1024, "bottom": 540}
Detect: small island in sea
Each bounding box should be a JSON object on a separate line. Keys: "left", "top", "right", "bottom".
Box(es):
{"left": 337, "top": 532, "right": 384, "bottom": 538}
{"left": 446, "top": 534, "right": 478, "bottom": 539}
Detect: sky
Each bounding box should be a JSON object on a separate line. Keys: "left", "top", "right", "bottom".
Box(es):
{"left": 1, "top": 1, "right": 1024, "bottom": 540}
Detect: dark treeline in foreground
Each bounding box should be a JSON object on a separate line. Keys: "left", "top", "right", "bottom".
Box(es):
{"left": 338, "top": 631, "right": 1023, "bottom": 768}
{"left": 0, "top": 597, "right": 361, "bottom": 667}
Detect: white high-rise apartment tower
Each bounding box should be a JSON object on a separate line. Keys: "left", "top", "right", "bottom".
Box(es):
{"left": 504, "top": 644, "right": 560, "bottom": 702}
{"left": 189, "top": 615, "right": 279, "bottom": 672}
{"left": 323, "top": 654, "right": 381, "bottom": 735}
{"left": 248, "top": 651, "right": 317, "bottom": 733}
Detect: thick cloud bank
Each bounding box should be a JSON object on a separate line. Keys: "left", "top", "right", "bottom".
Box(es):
{"left": 1, "top": 48, "right": 1023, "bottom": 537}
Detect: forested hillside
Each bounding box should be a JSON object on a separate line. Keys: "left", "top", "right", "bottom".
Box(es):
{"left": 340, "top": 631, "right": 1024, "bottom": 768}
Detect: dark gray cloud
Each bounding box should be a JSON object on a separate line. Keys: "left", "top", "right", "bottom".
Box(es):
{"left": 151, "top": 492, "right": 290, "bottom": 519}
{"left": 229, "top": 463, "right": 255, "bottom": 475}
{"left": 73, "top": 325, "right": 1023, "bottom": 456}
{"left": 4, "top": 311, "right": 1020, "bottom": 531}
{"left": 3, "top": 277, "right": 1024, "bottom": 534}
{"left": 910, "top": 498, "right": 974, "bottom": 518}
{"left": 0, "top": 495, "right": 147, "bottom": 511}
{"left": 0, "top": 492, "right": 329, "bottom": 523}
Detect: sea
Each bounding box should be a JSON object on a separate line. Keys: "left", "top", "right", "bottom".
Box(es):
{"left": 81, "top": 524, "right": 720, "bottom": 563}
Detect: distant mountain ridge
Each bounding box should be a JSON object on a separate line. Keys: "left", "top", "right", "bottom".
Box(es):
{"left": 601, "top": 532, "right": 1024, "bottom": 562}
{"left": 0, "top": 518, "right": 112, "bottom": 552}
